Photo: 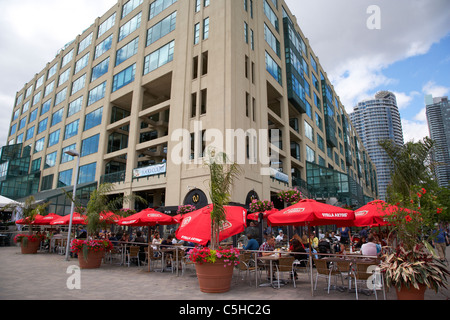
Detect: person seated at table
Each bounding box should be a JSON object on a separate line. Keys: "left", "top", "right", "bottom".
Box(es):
{"left": 361, "top": 235, "right": 379, "bottom": 256}
{"left": 354, "top": 236, "right": 366, "bottom": 250}
{"left": 119, "top": 232, "right": 130, "bottom": 243}
{"left": 291, "top": 239, "right": 308, "bottom": 266}
{"left": 258, "top": 236, "right": 275, "bottom": 257}
{"left": 133, "top": 231, "right": 147, "bottom": 263}
{"left": 318, "top": 236, "right": 331, "bottom": 254}
{"left": 243, "top": 233, "right": 259, "bottom": 251}
{"left": 276, "top": 230, "right": 285, "bottom": 242}
{"left": 108, "top": 232, "right": 119, "bottom": 246}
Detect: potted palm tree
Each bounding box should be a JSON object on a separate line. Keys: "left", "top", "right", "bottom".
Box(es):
{"left": 69, "top": 183, "right": 146, "bottom": 268}
{"left": 11, "top": 196, "right": 49, "bottom": 254}
{"left": 378, "top": 138, "right": 450, "bottom": 299}
{"left": 191, "top": 149, "right": 242, "bottom": 293}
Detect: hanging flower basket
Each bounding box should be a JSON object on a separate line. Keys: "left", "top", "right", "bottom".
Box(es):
{"left": 277, "top": 189, "right": 302, "bottom": 204}
{"left": 177, "top": 204, "right": 197, "bottom": 215}
{"left": 249, "top": 199, "right": 274, "bottom": 213}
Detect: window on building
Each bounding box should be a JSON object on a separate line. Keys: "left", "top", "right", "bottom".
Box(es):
{"left": 81, "top": 134, "right": 100, "bottom": 157}
{"left": 58, "top": 169, "right": 72, "bottom": 188}
{"left": 122, "top": 0, "right": 143, "bottom": 19}
{"left": 58, "top": 68, "right": 71, "bottom": 87}
{"left": 112, "top": 64, "right": 136, "bottom": 92}
{"left": 84, "top": 107, "right": 103, "bottom": 131}
{"left": 44, "top": 151, "right": 57, "bottom": 169}
{"left": 41, "top": 174, "right": 54, "bottom": 191}
{"left": 48, "top": 129, "right": 60, "bottom": 147}
{"left": 147, "top": 11, "right": 176, "bottom": 46}
{"left": 203, "top": 17, "right": 209, "bottom": 40}
{"left": 304, "top": 121, "right": 314, "bottom": 142}
{"left": 98, "top": 12, "right": 116, "bottom": 38}
{"left": 143, "top": 41, "right": 174, "bottom": 74}
{"left": 71, "top": 74, "right": 86, "bottom": 95}
{"left": 64, "top": 119, "right": 79, "bottom": 140}
{"left": 95, "top": 34, "right": 113, "bottom": 59}
{"left": 91, "top": 57, "right": 110, "bottom": 82}
{"left": 116, "top": 37, "right": 139, "bottom": 66}
{"left": 61, "top": 144, "right": 77, "bottom": 164}
{"left": 78, "top": 162, "right": 97, "bottom": 184}
{"left": 87, "top": 81, "right": 107, "bottom": 106}
{"left": 68, "top": 96, "right": 83, "bottom": 117}
{"left": 201, "top": 51, "right": 208, "bottom": 75}
{"left": 119, "top": 12, "right": 142, "bottom": 42}
{"left": 194, "top": 23, "right": 200, "bottom": 44}
{"left": 51, "top": 108, "right": 64, "bottom": 127}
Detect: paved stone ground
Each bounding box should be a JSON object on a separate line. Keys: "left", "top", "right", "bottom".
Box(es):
{"left": 1, "top": 245, "right": 449, "bottom": 302}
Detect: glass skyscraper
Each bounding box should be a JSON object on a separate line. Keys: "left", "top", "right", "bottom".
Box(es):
{"left": 350, "top": 91, "right": 404, "bottom": 201}
{"left": 426, "top": 95, "right": 450, "bottom": 187}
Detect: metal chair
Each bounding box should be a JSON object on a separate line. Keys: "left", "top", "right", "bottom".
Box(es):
{"left": 313, "top": 258, "right": 344, "bottom": 294}
{"left": 351, "top": 262, "right": 386, "bottom": 300}
{"left": 275, "top": 256, "right": 296, "bottom": 288}
{"left": 127, "top": 246, "right": 141, "bottom": 267}
{"left": 237, "top": 252, "right": 258, "bottom": 285}
{"left": 148, "top": 246, "right": 162, "bottom": 271}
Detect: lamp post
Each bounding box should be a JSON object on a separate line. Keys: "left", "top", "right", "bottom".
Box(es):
{"left": 64, "top": 150, "right": 80, "bottom": 261}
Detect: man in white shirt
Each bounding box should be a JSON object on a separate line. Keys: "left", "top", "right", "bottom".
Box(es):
{"left": 361, "top": 235, "right": 379, "bottom": 256}
{"left": 276, "top": 230, "right": 284, "bottom": 242}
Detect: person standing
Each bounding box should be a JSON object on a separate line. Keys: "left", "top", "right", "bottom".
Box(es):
{"left": 433, "top": 224, "right": 448, "bottom": 262}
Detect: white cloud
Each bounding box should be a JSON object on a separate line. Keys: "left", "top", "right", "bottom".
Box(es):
{"left": 401, "top": 119, "right": 429, "bottom": 143}
{"left": 392, "top": 91, "right": 420, "bottom": 110}
{"left": 422, "top": 81, "right": 450, "bottom": 97}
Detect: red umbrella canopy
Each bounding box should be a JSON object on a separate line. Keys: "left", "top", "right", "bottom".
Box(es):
{"left": 15, "top": 215, "right": 44, "bottom": 225}
{"left": 175, "top": 205, "right": 247, "bottom": 246}
{"left": 268, "top": 199, "right": 355, "bottom": 227}
{"left": 50, "top": 213, "right": 87, "bottom": 225}
{"left": 99, "top": 211, "right": 121, "bottom": 224}
{"left": 33, "top": 213, "right": 63, "bottom": 225}
{"left": 247, "top": 208, "right": 278, "bottom": 221}
{"left": 117, "top": 208, "right": 175, "bottom": 226}
{"left": 353, "top": 200, "right": 393, "bottom": 227}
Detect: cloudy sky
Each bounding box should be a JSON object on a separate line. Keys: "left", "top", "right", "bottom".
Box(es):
{"left": 0, "top": 0, "right": 449, "bottom": 147}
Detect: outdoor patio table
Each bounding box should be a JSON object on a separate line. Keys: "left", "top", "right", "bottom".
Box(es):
{"left": 258, "top": 254, "right": 289, "bottom": 288}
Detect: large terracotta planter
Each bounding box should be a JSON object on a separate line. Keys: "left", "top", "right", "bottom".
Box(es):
{"left": 396, "top": 284, "right": 427, "bottom": 300}
{"left": 195, "top": 260, "right": 234, "bottom": 293}
{"left": 77, "top": 250, "right": 105, "bottom": 269}
{"left": 20, "top": 240, "right": 40, "bottom": 254}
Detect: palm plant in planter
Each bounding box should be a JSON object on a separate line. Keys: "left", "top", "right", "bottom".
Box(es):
{"left": 10, "top": 196, "right": 49, "bottom": 254}
{"left": 378, "top": 138, "right": 450, "bottom": 299}
{"left": 191, "top": 149, "right": 242, "bottom": 293}
{"left": 68, "top": 183, "right": 147, "bottom": 268}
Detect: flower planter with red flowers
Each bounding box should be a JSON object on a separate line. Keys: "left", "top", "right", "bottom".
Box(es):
{"left": 188, "top": 247, "right": 240, "bottom": 293}
{"left": 71, "top": 239, "right": 113, "bottom": 269}
{"left": 14, "top": 234, "right": 46, "bottom": 254}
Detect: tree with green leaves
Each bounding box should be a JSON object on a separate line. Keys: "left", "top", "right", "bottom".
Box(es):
{"left": 206, "top": 149, "right": 242, "bottom": 250}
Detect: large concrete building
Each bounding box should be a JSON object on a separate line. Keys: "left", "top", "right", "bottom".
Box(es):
{"left": 426, "top": 95, "right": 450, "bottom": 187}
{"left": 350, "top": 91, "right": 404, "bottom": 201}
{"left": 1, "top": 0, "right": 377, "bottom": 215}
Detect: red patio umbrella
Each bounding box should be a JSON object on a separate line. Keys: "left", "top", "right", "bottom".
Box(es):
{"left": 33, "top": 213, "right": 63, "bottom": 225}
{"left": 99, "top": 211, "right": 121, "bottom": 224}
{"left": 117, "top": 208, "right": 175, "bottom": 226}
{"left": 15, "top": 215, "right": 44, "bottom": 225}
{"left": 247, "top": 208, "right": 278, "bottom": 221}
{"left": 268, "top": 199, "right": 355, "bottom": 227}
{"left": 353, "top": 200, "right": 393, "bottom": 227}
{"left": 50, "top": 212, "right": 87, "bottom": 225}
{"left": 175, "top": 205, "right": 247, "bottom": 246}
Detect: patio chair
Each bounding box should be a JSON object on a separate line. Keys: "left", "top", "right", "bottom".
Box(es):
{"left": 293, "top": 258, "right": 310, "bottom": 275}
{"left": 127, "top": 246, "right": 141, "bottom": 267}
{"left": 275, "top": 256, "right": 296, "bottom": 288}
{"left": 237, "top": 252, "right": 258, "bottom": 285}
{"left": 313, "top": 258, "right": 344, "bottom": 294}
{"left": 148, "top": 246, "right": 162, "bottom": 271}
{"left": 335, "top": 259, "right": 353, "bottom": 289}
{"left": 351, "top": 262, "right": 386, "bottom": 300}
